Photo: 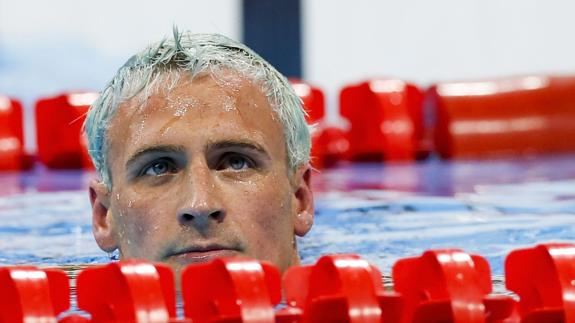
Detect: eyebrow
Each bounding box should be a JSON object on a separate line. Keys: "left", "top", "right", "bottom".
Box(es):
{"left": 206, "top": 140, "right": 269, "bottom": 156}
{"left": 125, "top": 145, "right": 186, "bottom": 170}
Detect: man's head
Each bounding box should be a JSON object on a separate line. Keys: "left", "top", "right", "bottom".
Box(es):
{"left": 85, "top": 31, "right": 314, "bottom": 275}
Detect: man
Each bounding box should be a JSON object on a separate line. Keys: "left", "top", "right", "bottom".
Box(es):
{"left": 85, "top": 31, "right": 314, "bottom": 277}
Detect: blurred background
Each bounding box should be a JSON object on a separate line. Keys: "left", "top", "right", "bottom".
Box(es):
{"left": 1, "top": 0, "right": 575, "bottom": 153}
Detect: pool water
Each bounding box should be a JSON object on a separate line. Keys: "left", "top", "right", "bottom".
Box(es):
{"left": 2, "top": 155, "right": 575, "bottom": 296}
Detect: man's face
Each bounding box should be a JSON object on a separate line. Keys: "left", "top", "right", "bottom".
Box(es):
{"left": 89, "top": 72, "right": 314, "bottom": 275}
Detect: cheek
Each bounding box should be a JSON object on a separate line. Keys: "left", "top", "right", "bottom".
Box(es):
{"left": 111, "top": 188, "right": 179, "bottom": 258}
{"left": 226, "top": 176, "right": 294, "bottom": 245}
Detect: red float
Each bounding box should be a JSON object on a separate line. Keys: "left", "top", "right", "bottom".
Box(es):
{"left": 429, "top": 76, "right": 575, "bottom": 159}
{"left": 76, "top": 261, "right": 176, "bottom": 322}
{"left": 35, "top": 92, "right": 97, "bottom": 169}
{"left": 340, "top": 79, "right": 424, "bottom": 161}
{"left": 283, "top": 254, "right": 402, "bottom": 323}
{"left": 181, "top": 257, "right": 284, "bottom": 323}
{"left": 506, "top": 243, "right": 575, "bottom": 322}
{"left": 0, "top": 96, "right": 25, "bottom": 170}
{"left": 310, "top": 125, "right": 349, "bottom": 168}
{"left": 393, "top": 249, "right": 518, "bottom": 322}
{"left": 290, "top": 79, "right": 349, "bottom": 168}
{"left": 0, "top": 266, "right": 81, "bottom": 322}
{"left": 290, "top": 79, "right": 325, "bottom": 125}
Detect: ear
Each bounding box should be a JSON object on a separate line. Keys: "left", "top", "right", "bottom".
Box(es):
{"left": 291, "top": 164, "right": 314, "bottom": 237}
{"left": 89, "top": 179, "right": 117, "bottom": 252}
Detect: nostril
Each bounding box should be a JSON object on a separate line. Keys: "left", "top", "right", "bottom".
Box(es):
{"left": 180, "top": 213, "right": 194, "bottom": 222}
{"left": 210, "top": 210, "right": 224, "bottom": 222}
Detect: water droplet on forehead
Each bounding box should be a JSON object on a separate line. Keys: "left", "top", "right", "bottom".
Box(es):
{"left": 211, "top": 94, "right": 236, "bottom": 112}
{"left": 160, "top": 126, "right": 172, "bottom": 136}
{"left": 174, "top": 106, "right": 188, "bottom": 117}
{"left": 130, "top": 114, "right": 149, "bottom": 146}
{"left": 166, "top": 96, "right": 199, "bottom": 116}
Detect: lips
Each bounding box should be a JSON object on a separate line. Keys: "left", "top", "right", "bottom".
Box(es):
{"left": 169, "top": 244, "right": 241, "bottom": 264}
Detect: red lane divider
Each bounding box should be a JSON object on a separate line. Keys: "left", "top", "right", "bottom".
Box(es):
{"left": 3, "top": 243, "right": 575, "bottom": 322}
{"left": 36, "top": 92, "right": 97, "bottom": 169}
{"left": 6, "top": 74, "right": 575, "bottom": 170}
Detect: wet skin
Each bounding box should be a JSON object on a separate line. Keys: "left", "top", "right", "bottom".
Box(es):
{"left": 89, "top": 72, "right": 314, "bottom": 277}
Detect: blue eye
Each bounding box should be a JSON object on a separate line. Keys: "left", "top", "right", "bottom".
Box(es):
{"left": 220, "top": 154, "right": 252, "bottom": 171}
{"left": 142, "top": 159, "right": 176, "bottom": 176}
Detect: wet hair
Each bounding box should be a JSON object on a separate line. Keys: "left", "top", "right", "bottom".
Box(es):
{"left": 84, "top": 29, "right": 311, "bottom": 189}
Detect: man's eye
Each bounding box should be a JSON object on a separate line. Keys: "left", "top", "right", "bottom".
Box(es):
{"left": 219, "top": 154, "right": 254, "bottom": 171}
{"left": 141, "top": 159, "right": 177, "bottom": 176}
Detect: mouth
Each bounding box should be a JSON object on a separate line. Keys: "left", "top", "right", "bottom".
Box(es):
{"left": 168, "top": 244, "right": 241, "bottom": 265}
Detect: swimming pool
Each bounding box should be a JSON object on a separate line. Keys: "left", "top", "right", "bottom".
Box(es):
{"left": 2, "top": 154, "right": 575, "bottom": 294}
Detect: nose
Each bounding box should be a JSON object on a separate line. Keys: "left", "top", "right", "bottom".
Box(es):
{"left": 177, "top": 164, "right": 226, "bottom": 230}
{"left": 178, "top": 209, "right": 225, "bottom": 225}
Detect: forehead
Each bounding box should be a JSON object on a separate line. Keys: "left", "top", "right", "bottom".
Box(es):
{"left": 106, "top": 71, "right": 286, "bottom": 165}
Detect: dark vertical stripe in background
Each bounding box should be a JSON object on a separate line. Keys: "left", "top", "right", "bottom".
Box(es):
{"left": 242, "top": 0, "right": 302, "bottom": 78}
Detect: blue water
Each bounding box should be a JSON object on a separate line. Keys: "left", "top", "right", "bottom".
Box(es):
{"left": 300, "top": 186, "right": 575, "bottom": 275}
{"left": 0, "top": 190, "right": 106, "bottom": 265}
{"left": 2, "top": 177, "right": 575, "bottom": 275}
